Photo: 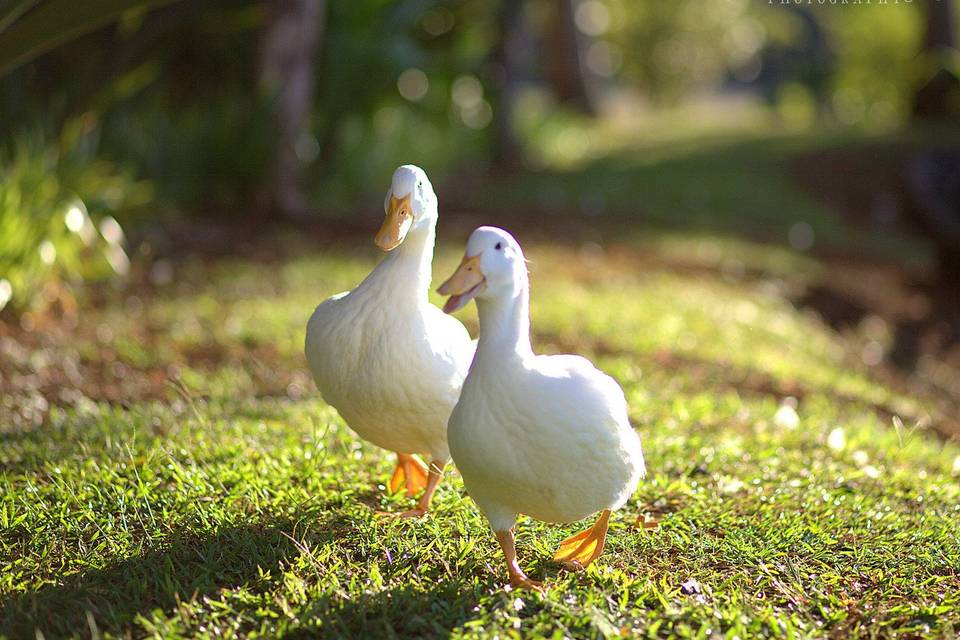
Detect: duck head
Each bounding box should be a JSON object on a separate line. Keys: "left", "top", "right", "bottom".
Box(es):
{"left": 374, "top": 165, "right": 438, "bottom": 251}
{"left": 438, "top": 226, "right": 526, "bottom": 313}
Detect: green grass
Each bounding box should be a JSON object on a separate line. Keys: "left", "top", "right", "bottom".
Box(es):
{"left": 2, "top": 235, "right": 959, "bottom": 639}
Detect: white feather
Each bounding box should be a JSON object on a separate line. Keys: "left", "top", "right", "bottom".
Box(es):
{"left": 447, "top": 227, "right": 645, "bottom": 532}
{"left": 305, "top": 167, "right": 474, "bottom": 461}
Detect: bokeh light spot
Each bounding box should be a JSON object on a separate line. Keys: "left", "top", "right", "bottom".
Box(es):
{"left": 295, "top": 134, "right": 320, "bottom": 163}
{"left": 452, "top": 75, "right": 483, "bottom": 109}
{"left": 397, "top": 68, "right": 429, "bottom": 102}
{"left": 0, "top": 278, "right": 11, "bottom": 310}
{"left": 65, "top": 204, "right": 85, "bottom": 232}
{"left": 586, "top": 41, "right": 620, "bottom": 77}
{"left": 421, "top": 8, "right": 454, "bottom": 36}
{"left": 39, "top": 240, "right": 56, "bottom": 265}
{"left": 461, "top": 100, "right": 492, "bottom": 129}
{"left": 575, "top": 0, "right": 610, "bottom": 37}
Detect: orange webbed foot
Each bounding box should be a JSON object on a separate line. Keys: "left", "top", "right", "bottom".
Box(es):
{"left": 387, "top": 454, "right": 429, "bottom": 497}
{"left": 377, "top": 455, "right": 446, "bottom": 518}
{"left": 552, "top": 510, "right": 611, "bottom": 570}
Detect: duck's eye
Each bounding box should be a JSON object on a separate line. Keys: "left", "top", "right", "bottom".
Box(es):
{"left": 495, "top": 242, "right": 502, "bottom": 251}
{"left": 418, "top": 180, "right": 422, "bottom": 188}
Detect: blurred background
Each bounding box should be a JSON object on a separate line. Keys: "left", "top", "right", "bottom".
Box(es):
{"left": 1, "top": 0, "right": 959, "bottom": 422}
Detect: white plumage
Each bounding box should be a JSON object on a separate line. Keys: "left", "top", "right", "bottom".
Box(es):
{"left": 305, "top": 165, "right": 474, "bottom": 516}
{"left": 450, "top": 354, "right": 644, "bottom": 530}
{"left": 438, "top": 226, "right": 645, "bottom": 589}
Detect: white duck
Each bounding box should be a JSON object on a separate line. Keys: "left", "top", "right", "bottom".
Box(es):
{"left": 305, "top": 165, "right": 474, "bottom": 517}
{"left": 437, "top": 226, "right": 645, "bottom": 590}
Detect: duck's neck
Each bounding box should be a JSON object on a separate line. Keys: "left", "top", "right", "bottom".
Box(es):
{"left": 475, "top": 274, "right": 533, "bottom": 361}
{"left": 374, "top": 222, "right": 435, "bottom": 305}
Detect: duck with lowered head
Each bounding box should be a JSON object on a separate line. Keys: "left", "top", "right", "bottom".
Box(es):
{"left": 305, "top": 165, "right": 474, "bottom": 517}
{"left": 438, "top": 226, "right": 645, "bottom": 590}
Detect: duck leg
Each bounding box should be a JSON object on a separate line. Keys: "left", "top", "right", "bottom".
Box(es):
{"left": 393, "top": 457, "right": 447, "bottom": 519}
{"left": 495, "top": 529, "right": 544, "bottom": 592}
{"left": 552, "top": 509, "right": 611, "bottom": 570}
{"left": 388, "top": 453, "right": 429, "bottom": 497}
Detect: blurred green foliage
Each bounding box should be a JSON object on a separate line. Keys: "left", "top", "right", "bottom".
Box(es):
{"left": 0, "top": 0, "right": 946, "bottom": 208}
{"left": 819, "top": 2, "right": 924, "bottom": 125}
{"left": 605, "top": 0, "right": 928, "bottom": 125}
{"left": 2, "top": 1, "right": 939, "bottom": 199}
{"left": 0, "top": 118, "right": 151, "bottom": 312}
{"left": 0, "top": 0, "right": 956, "bottom": 312}
{"left": 605, "top": 0, "right": 768, "bottom": 105}
{"left": 308, "top": 0, "right": 496, "bottom": 204}
{"left": 99, "top": 85, "right": 273, "bottom": 210}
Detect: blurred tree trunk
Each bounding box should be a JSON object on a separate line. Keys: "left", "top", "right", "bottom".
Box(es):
{"left": 491, "top": 0, "right": 526, "bottom": 169}
{"left": 912, "top": 0, "right": 958, "bottom": 120}
{"left": 545, "top": 0, "right": 596, "bottom": 116}
{"left": 921, "top": 0, "right": 954, "bottom": 50}
{"left": 258, "top": 0, "right": 325, "bottom": 219}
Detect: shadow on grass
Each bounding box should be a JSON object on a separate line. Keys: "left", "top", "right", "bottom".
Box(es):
{"left": 0, "top": 514, "right": 351, "bottom": 637}
{"left": 290, "top": 548, "right": 574, "bottom": 638}
{"left": 2, "top": 510, "right": 498, "bottom": 638}
{"left": 284, "top": 581, "right": 485, "bottom": 639}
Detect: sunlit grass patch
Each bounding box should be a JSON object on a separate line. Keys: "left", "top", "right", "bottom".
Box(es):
{"left": 2, "top": 238, "right": 959, "bottom": 638}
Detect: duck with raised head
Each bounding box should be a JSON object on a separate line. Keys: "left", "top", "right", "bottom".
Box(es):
{"left": 305, "top": 165, "right": 474, "bottom": 517}
{"left": 437, "top": 226, "right": 645, "bottom": 590}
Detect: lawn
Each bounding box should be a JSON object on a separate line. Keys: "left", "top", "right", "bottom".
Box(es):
{"left": 2, "top": 224, "right": 959, "bottom": 639}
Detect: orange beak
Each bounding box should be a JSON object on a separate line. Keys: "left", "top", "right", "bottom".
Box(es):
{"left": 437, "top": 254, "right": 485, "bottom": 313}
{"left": 375, "top": 193, "right": 413, "bottom": 251}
